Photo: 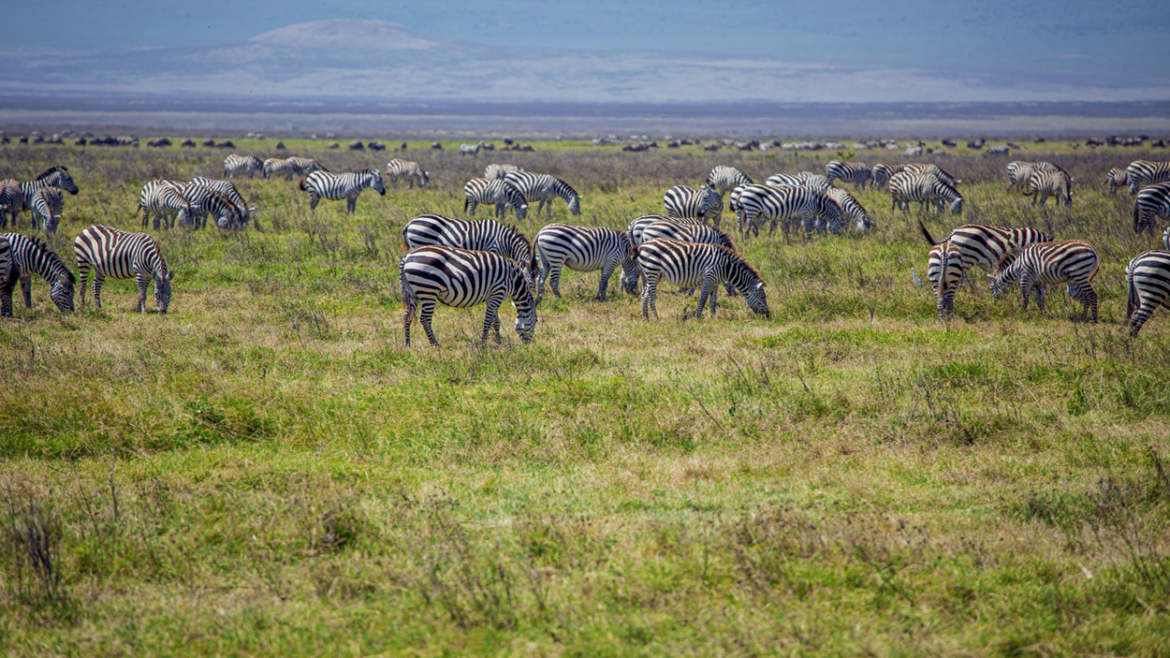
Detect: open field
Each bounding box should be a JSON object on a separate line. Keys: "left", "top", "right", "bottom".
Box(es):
{"left": 1, "top": 140, "right": 1169, "bottom": 656}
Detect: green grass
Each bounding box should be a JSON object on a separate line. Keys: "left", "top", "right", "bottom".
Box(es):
{"left": 0, "top": 140, "right": 1168, "bottom": 656}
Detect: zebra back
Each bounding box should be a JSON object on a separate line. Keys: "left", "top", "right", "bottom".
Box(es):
{"left": 643, "top": 219, "right": 734, "bottom": 250}
{"left": 871, "top": 163, "right": 904, "bottom": 189}
{"left": 825, "top": 160, "right": 872, "bottom": 188}
{"left": 706, "top": 166, "right": 753, "bottom": 194}
{"left": 1133, "top": 182, "right": 1170, "bottom": 235}
{"left": 1127, "top": 160, "right": 1170, "bottom": 193}
{"left": 402, "top": 214, "right": 537, "bottom": 283}
{"left": 663, "top": 184, "right": 721, "bottom": 223}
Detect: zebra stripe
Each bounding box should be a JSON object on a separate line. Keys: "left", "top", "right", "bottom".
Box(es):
{"left": 825, "top": 187, "right": 873, "bottom": 231}
{"left": 642, "top": 219, "right": 734, "bottom": 250}
{"left": 462, "top": 178, "right": 528, "bottom": 220}
{"left": 735, "top": 184, "right": 842, "bottom": 237}
{"left": 262, "top": 158, "right": 301, "bottom": 181}
{"left": 29, "top": 187, "right": 64, "bottom": 233}
{"left": 918, "top": 218, "right": 1052, "bottom": 279}
{"left": 1006, "top": 161, "right": 1038, "bottom": 192}
{"left": 399, "top": 245, "right": 536, "bottom": 346}
{"left": 300, "top": 169, "right": 385, "bottom": 213}
{"left": 190, "top": 178, "right": 254, "bottom": 229}
{"left": 1126, "top": 160, "right": 1170, "bottom": 194}
{"left": 990, "top": 240, "right": 1100, "bottom": 322}
{"left": 18, "top": 166, "right": 78, "bottom": 226}
{"left": 1133, "top": 182, "right": 1170, "bottom": 236}
{"left": 871, "top": 163, "right": 904, "bottom": 190}
{"left": 796, "top": 172, "right": 831, "bottom": 191}
{"left": 287, "top": 157, "right": 326, "bottom": 174}
{"left": 826, "top": 160, "right": 872, "bottom": 189}
{"left": 628, "top": 213, "right": 704, "bottom": 246}
{"left": 927, "top": 241, "right": 964, "bottom": 322}
{"left": 0, "top": 180, "right": 23, "bottom": 228}
{"left": 505, "top": 171, "right": 581, "bottom": 216}
{"left": 765, "top": 173, "right": 804, "bottom": 189}
{"left": 664, "top": 185, "right": 722, "bottom": 225}
{"left": 1025, "top": 169, "right": 1073, "bottom": 208}
{"left": 0, "top": 232, "right": 75, "bottom": 316}
{"left": 534, "top": 223, "right": 638, "bottom": 302}
{"left": 139, "top": 180, "right": 193, "bottom": 230}
{"left": 904, "top": 164, "right": 957, "bottom": 188}
{"left": 179, "top": 185, "right": 243, "bottom": 230}
{"left": 706, "top": 166, "right": 753, "bottom": 194}
{"left": 459, "top": 141, "right": 485, "bottom": 156}
{"left": 1106, "top": 167, "right": 1130, "bottom": 196}
{"left": 889, "top": 171, "right": 963, "bottom": 215}
{"left": 485, "top": 164, "right": 523, "bottom": 180}
{"left": 636, "top": 238, "right": 768, "bottom": 320}
{"left": 386, "top": 159, "right": 430, "bottom": 189}
{"left": 223, "top": 154, "right": 263, "bottom": 179}
{"left": 1125, "top": 249, "right": 1170, "bottom": 337}
{"left": 402, "top": 214, "right": 537, "bottom": 289}
{"left": 74, "top": 225, "right": 173, "bottom": 314}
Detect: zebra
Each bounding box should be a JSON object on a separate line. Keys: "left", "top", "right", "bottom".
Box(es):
{"left": 904, "top": 163, "right": 958, "bottom": 188}
{"left": 1125, "top": 249, "right": 1170, "bottom": 337}
{"left": 0, "top": 232, "right": 75, "bottom": 316}
{"left": 825, "top": 187, "right": 873, "bottom": 231}
{"left": 139, "top": 180, "right": 193, "bottom": 230}
{"left": 29, "top": 187, "right": 64, "bottom": 232}
{"left": 299, "top": 169, "right": 385, "bottom": 213}
{"left": 735, "top": 184, "right": 842, "bottom": 237}
{"left": 927, "top": 241, "right": 964, "bottom": 322}
{"left": 178, "top": 184, "right": 245, "bottom": 230}
{"left": 706, "top": 166, "right": 753, "bottom": 194}
{"left": 1006, "top": 161, "right": 1038, "bottom": 192}
{"left": 826, "top": 160, "right": 872, "bottom": 189}
{"left": 18, "top": 166, "right": 79, "bottom": 226}
{"left": 287, "top": 157, "right": 326, "bottom": 174}
{"left": 459, "top": 141, "right": 485, "bottom": 156}
{"left": 74, "top": 225, "right": 173, "bottom": 314}
{"left": 871, "top": 163, "right": 905, "bottom": 190}
{"left": 642, "top": 218, "right": 739, "bottom": 296}
{"left": 765, "top": 173, "right": 805, "bottom": 189}
{"left": 402, "top": 214, "right": 537, "bottom": 291}
{"left": 223, "top": 154, "right": 263, "bottom": 179}
{"left": 989, "top": 240, "right": 1100, "bottom": 323}
{"left": 1024, "top": 169, "right": 1073, "bottom": 207}
{"left": 796, "top": 172, "right": 831, "bottom": 191}
{"left": 505, "top": 171, "right": 581, "bottom": 216}
{"left": 663, "top": 184, "right": 722, "bottom": 225}
{"left": 533, "top": 223, "right": 638, "bottom": 303}
{"left": 628, "top": 213, "right": 705, "bottom": 245}
{"left": 385, "top": 159, "right": 430, "bottom": 189}
{"left": 636, "top": 238, "right": 768, "bottom": 320}
{"left": 262, "top": 158, "right": 302, "bottom": 181}
{"left": 0, "top": 180, "right": 24, "bottom": 228}
{"left": 484, "top": 164, "right": 523, "bottom": 180}
{"left": 462, "top": 178, "right": 528, "bottom": 221}
{"left": 917, "top": 217, "right": 1052, "bottom": 283}
{"left": 399, "top": 245, "right": 536, "bottom": 346}
{"left": 1126, "top": 160, "right": 1170, "bottom": 194}
{"left": 1106, "top": 167, "right": 1130, "bottom": 196}
{"left": 889, "top": 171, "right": 963, "bottom": 215}
{"left": 190, "top": 177, "right": 255, "bottom": 228}
{"left": 1132, "top": 182, "right": 1170, "bottom": 236}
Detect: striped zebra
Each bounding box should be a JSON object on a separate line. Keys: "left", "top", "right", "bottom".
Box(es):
{"left": 178, "top": 184, "right": 244, "bottom": 230}
{"left": 29, "top": 187, "right": 64, "bottom": 232}
{"left": 190, "top": 177, "right": 254, "bottom": 228}
{"left": 796, "top": 172, "right": 831, "bottom": 191}
{"left": 871, "top": 163, "right": 904, "bottom": 190}
{"left": 706, "top": 166, "right": 753, "bottom": 194}
{"left": 643, "top": 218, "right": 738, "bottom": 296}
{"left": 485, "top": 164, "right": 523, "bottom": 180}
{"left": 18, "top": 166, "right": 79, "bottom": 226}
{"left": 0, "top": 180, "right": 23, "bottom": 228}
{"left": 299, "top": 169, "right": 385, "bottom": 213}
{"left": 1024, "top": 169, "right": 1073, "bottom": 207}
{"left": 399, "top": 245, "right": 536, "bottom": 346}
{"left": 636, "top": 238, "right": 768, "bottom": 320}
{"left": 0, "top": 232, "right": 75, "bottom": 316}
{"left": 505, "top": 171, "right": 581, "bottom": 216}
{"left": 765, "top": 173, "right": 805, "bottom": 189}
{"left": 533, "top": 223, "right": 638, "bottom": 302}
{"left": 825, "top": 187, "right": 873, "bottom": 231}
{"left": 462, "top": 178, "right": 528, "bottom": 220}
{"left": 735, "top": 184, "right": 842, "bottom": 237}
{"left": 223, "top": 154, "right": 263, "bottom": 179}
{"left": 1006, "top": 161, "right": 1038, "bottom": 192}
{"left": 663, "top": 185, "right": 722, "bottom": 225}
{"left": 262, "top": 158, "right": 301, "bottom": 181}
{"left": 459, "top": 141, "right": 485, "bottom": 156}
{"left": 989, "top": 240, "right": 1099, "bottom": 322}
{"left": 889, "top": 171, "right": 963, "bottom": 215}
{"left": 904, "top": 163, "right": 958, "bottom": 188}
{"left": 628, "top": 213, "right": 705, "bottom": 245}
{"left": 927, "top": 241, "right": 964, "bottom": 322}
{"left": 1126, "top": 160, "right": 1170, "bottom": 194}
{"left": 826, "top": 160, "right": 872, "bottom": 189}
{"left": 1132, "top": 181, "right": 1170, "bottom": 236}
{"left": 74, "top": 225, "right": 173, "bottom": 314}
{"left": 287, "top": 157, "right": 326, "bottom": 174}
{"left": 1125, "top": 249, "right": 1170, "bottom": 337}
{"left": 1106, "top": 167, "right": 1130, "bottom": 196}
{"left": 139, "top": 180, "right": 193, "bottom": 230}
{"left": 402, "top": 214, "right": 537, "bottom": 290}
{"left": 918, "top": 217, "right": 1052, "bottom": 281}
{"left": 385, "top": 159, "right": 430, "bottom": 189}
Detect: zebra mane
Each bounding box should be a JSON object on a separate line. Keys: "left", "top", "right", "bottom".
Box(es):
{"left": 25, "top": 235, "right": 76, "bottom": 284}
{"left": 353, "top": 168, "right": 376, "bottom": 175}
{"left": 719, "top": 244, "right": 762, "bottom": 281}
{"left": 994, "top": 247, "right": 1022, "bottom": 273}
{"left": 34, "top": 165, "right": 69, "bottom": 181}
{"left": 553, "top": 176, "right": 578, "bottom": 197}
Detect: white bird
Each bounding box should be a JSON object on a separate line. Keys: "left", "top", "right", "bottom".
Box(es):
{"left": 911, "top": 267, "right": 923, "bottom": 288}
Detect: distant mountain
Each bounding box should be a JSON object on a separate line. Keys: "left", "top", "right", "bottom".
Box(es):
{"left": 0, "top": 19, "right": 1164, "bottom": 103}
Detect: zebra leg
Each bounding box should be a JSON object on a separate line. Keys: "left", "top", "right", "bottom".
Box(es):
{"left": 642, "top": 275, "right": 659, "bottom": 321}
{"left": 309, "top": 193, "right": 320, "bottom": 211}
{"left": 93, "top": 274, "right": 106, "bottom": 309}
{"left": 20, "top": 276, "right": 31, "bottom": 308}
{"left": 548, "top": 262, "right": 563, "bottom": 299}
{"left": 136, "top": 272, "right": 149, "bottom": 313}
{"left": 402, "top": 294, "right": 417, "bottom": 346}
{"left": 695, "top": 276, "right": 718, "bottom": 318}
{"left": 1129, "top": 303, "right": 1157, "bottom": 337}
{"left": 1083, "top": 284, "right": 1098, "bottom": 323}
{"left": 419, "top": 300, "right": 439, "bottom": 346}
{"left": 347, "top": 195, "right": 357, "bottom": 213}
{"left": 597, "top": 261, "right": 617, "bottom": 301}
{"left": 0, "top": 270, "right": 16, "bottom": 317}
{"left": 482, "top": 296, "right": 504, "bottom": 342}
{"left": 1035, "top": 285, "right": 1046, "bottom": 313}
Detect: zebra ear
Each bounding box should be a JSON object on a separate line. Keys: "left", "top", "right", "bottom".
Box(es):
{"left": 755, "top": 281, "right": 764, "bottom": 289}
{"left": 166, "top": 270, "right": 174, "bottom": 281}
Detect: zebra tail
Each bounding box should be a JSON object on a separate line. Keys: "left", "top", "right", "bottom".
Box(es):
{"left": 1133, "top": 200, "right": 1143, "bottom": 234}
{"left": 463, "top": 196, "right": 469, "bottom": 213}
{"left": 916, "top": 218, "right": 940, "bottom": 245}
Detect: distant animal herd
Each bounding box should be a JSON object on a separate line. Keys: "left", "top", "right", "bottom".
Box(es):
{"left": 2, "top": 148, "right": 1170, "bottom": 342}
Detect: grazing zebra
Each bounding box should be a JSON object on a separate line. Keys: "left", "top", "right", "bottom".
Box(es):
{"left": 74, "top": 225, "right": 173, "bottom": 314}
{"left": 663, "top": 184, "right": 722, "bottom": 225}
{"left": 533, "top": 223, "right": 638, "bottom": 302}
{"left": 505, "top": 171, "right": 581, "bottom": 216}
{"left": 636, "top": 238, "right": 769, "bottom": 320}
{"left": 484, "top": 164, "right": 523, "bottom": 180}
{"left": 299, "top": 169, "right": 385, "bottom": 213}
{"left": 826, "top": 160, "right": 872, "bottom": 189}
{"left": 889, "top": 171, "right": 963, "bottom": 214}
{"left": 459, "top": 141, "right": 485, "bottom": 156}
{"left": 918, "top": 218, "right": 1052, "bottom": 282}
{"left": 927, "top": 241, "right": 964, "bottom": 322}
{"left": 139, "top": 180, "right": 193, "bottom": 230}
{"left": 287, "top": 157, "right": 326, "bottom": 174}
{"left": 0, "top": 180, "right": 23, "bottom": 228}
{"left": 1132, "top": 182, "right": 1170, "bottom": 235}
{"left": 904, "top": 163, "right": 958, "bottom": 188}
{"left": 1126, "top": 160, "right": 1170, "bottom": 194}
{"left": 627, "top": 213, "right": 705, "bottom": 245}
{"left": 462, "top": 178, "right": 529, "bottom": 221}
{"left": 399, "top": 245, "right": 536, "bottom": 346}
{"left": 765, "top": 173, "right": 805, "bottom": 189}
{"left": 385, "top": 159, "right": 430, "bottom": 189}
{"left": 262, "top": 158, "right": 301, "bottom": 181}
{"left": 190, "top": 177, "right": 255, "bottom": 228}
{"left": 178, "top": 184, "right": 244, "bottom": 230}
{"left": 1024, "top": 169, "right": 1073, "bottom": 207}
{"left": 796, "top": 172, "right": 831, "bottom": 191}
{"left": 871, "top": 163, "right": 904, "bottom": 190}
{"left": 18, "top": 166, "right": 79, "bottom": 225}
{"left": 989, "top": 240, "right": 1100, "bottom": 322}
{"left": 736, "top": 184, "right": 842, "bottom": 237}
{"left": 1106, "top": 167, "right": 1130, "bottom": 196}
{"left": 825, "top": 187, "right": 873, "bottom": 231}
{"left": 642, "top": 219, "right": 735, "bottom": 250}
{"left": 1006, "top": 161, "right": 1038, "bottom": 192}
{"left": 706, "top": 166, "right": 753, "bottom": 194}
{"left": 29, "top": 187, "right": 64, "bottom": 233}
{"left": 1125, "top": 249, "right": 1170, "bottom": 337}
{"left": 0, "top": 232, "right": 75, "bottom": 316}
{"left": 402, "top": 214, "right": 537, "bottom": 290}
{"left": 223, "top": 154, "right": 263, "bottom": 179}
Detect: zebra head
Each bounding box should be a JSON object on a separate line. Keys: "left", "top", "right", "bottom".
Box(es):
{"left": 155, "top": 268, "right": 174, "bottom": 314}
{"left": 420, "top": 170, "right": 430, "bottom": 188}
{"left": 369, "top": 170, "right": 387, "bottom": 196}
{"left": 988, "top": 250, "right": 1022, "bottom": 299}
{"left": 947, "top": 194, "right": 963, "bottom": 215}
{"left": 176, "top": 203, "right": 193, "bottom": 228}
{"left": 745, "top": 280, "right": 769, "bottom": 317}
{"left": 44, "top": 214, "right": 61, "bottom": 234}
{"left": 568, "top": 194, "right": 581, "bottom": 216}
{"left": 50, "top": 269, "right": 76, "bottom": 312}
{"left": 619, "top": 238, "right": 640, "bottom": 295}
{"left": 42, "top": 166, "right": 79, "bottom": 195}
{"left": 509, "top": 267, "right": 537, "bottom": 342}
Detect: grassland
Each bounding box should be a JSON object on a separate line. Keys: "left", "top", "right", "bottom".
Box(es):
{"left": 0, "top": 138, "right": 1168, "bottom": 657}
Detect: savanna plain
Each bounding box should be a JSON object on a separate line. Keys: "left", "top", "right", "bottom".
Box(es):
{"left": 1, "top": 138, "right": 1168, "bottom": 657}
